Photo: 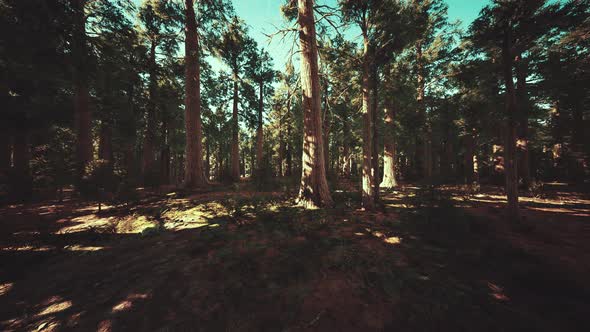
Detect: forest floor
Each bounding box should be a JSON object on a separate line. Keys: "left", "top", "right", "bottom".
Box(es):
{"left": 1, "top": 181, "right": 589, "bottom": 331}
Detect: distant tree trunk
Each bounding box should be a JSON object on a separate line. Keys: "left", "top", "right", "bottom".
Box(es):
{"left": 160, "top": 119, "right": 170, "bottom": 185}
{"left": 286, "top": 97, "right": 293, "bottom": 177}
{"left": 217, "top": 141, "right": 223, "bottom": 181}
{"left": 296, "top": 0, "right": 333, "bottom": 208}
{"left": 464, "top": 129, "right": 476, "bottom": 183}
{"left": 381, "top": 101, "right": 397, "bottom": 188}
{"left": 72, "top": 0, "right": 92, "bottom": 174}
{"left": 371, "top": 64, "right": 380, "bottom": 200}
{"left": 278, "top": 110, "right": 285, "bottom": 177}
{"left": 516, "top": 54, "right": 531, "bottom": 189}
{"left": 231, "top": 73, "right": 240, "bottom": 181}
{"left": 142, "top": 40, "right": 157, "bottom": 178}
{"left": 322, "top": 84, "right": 331, "bottom": 176}
{"left": 502, "top": 29, "right": 520, "bottom": 222}
{"left": 184, "top": 0, "right": 206, "bottom": 188}
{"left": 361, "top": 34, "right": 375, "bottom": 210}
{"left": 342, "top": 106, "right": 351, "bottom": 179}
{"left": 416, "top": 42, "right": 431, "bottom": 179}
{"left": 256, "top": 80, "right": 264, "bottom": 172}
{"left": 205, "top": 139, "right": 210, "bottom": 180}
{"left": 98, "top": 122, "right": 113, "bottom": 162}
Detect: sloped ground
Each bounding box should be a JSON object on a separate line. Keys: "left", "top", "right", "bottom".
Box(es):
{"left": 1, "top": 183, "right": 589, "bottom": 331}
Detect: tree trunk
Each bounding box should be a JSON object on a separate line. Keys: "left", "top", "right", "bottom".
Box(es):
{"left": 205, "top": 139, "right": 210, "bottom": 180}
{"left": 416, "top": 42, "right": 431, "bottom": 179}
{"left": 278, "top": 109, "right": 285, "bottom": 177}
{"left": 72, "top": 0, "right": 92, "bottom": 174}
{"left": 464, "top": 130, "right": 476, "bottom": 183}
{"left": 502, "top": 29, "right": 520, "bottom": 222}
{"left": 256, "top": 80, "right": 264, "bottom": 172}
{"left": 381, "top": 101, "right": 397, "bottom": 188}
{"left": 160, "top": 119, "right": 170, "bottom": 185}
{"left": 231, "top": 74, "right": 240, "bottom": 181}
{"left": 184, "top": 0, "right": 206, "bottom": 188}
{"left": 371, "top": 63, "right": 380, "bottom": 200}
{"left": 322, "top": 83, "right": 331, "bottom": 176}
{"left": 296, "top": 0, "right": 333, "bottom": 208}
{"left": 142, "top": 40, "right": 157, "bottom": 178}
{"left": 342, "top": 106, "right": 351, "bottom": 178}
{"left": 516, "top": 54, "right": 531, "bottom": 189}
{"left": 361, "top": 34, "right": 375, "bottom": 209}
{"left": 286, "top": 96, "right": 293, "bottom": 177}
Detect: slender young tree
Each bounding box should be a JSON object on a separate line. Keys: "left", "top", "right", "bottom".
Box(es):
{"left": 214, "top": 17, "right": 254, "bottom": 182}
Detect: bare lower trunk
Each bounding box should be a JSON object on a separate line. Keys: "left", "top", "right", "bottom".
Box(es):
{"left": 73, "top": 0, "right": 92, "bottom": 173}
{"left": 361, "top": 36, "right": 375, "bottom": 210}
{"left": 502, "top": 30, "right": 520, "bottom": 222}
{"left": 184, "top": 0, "right": 206, "bottom": 187}
{"left": 381, "top": 103, "right": 397, "bottom": 188}
{"left": 231, "top": 76, "right": 240, "bottom": 181}
{"left": 296, "top": 0, "right": 333, "bottom": 208}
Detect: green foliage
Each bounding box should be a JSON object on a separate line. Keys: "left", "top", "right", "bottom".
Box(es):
{"left": 30, "top": 127, "right": 76, "bottom": 191}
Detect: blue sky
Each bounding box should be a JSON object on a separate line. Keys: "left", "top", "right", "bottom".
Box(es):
{"left": 233, "top": 0, "right": 491, "bottom": 71}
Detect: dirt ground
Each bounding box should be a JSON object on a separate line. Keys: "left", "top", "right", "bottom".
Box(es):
{"left": 1, "top": 182, "right": 589, "bottom": 331}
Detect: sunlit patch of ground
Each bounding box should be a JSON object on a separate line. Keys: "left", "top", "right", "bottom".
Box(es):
{"left": 0, "top": 184, "right": 589, "bottom": 331}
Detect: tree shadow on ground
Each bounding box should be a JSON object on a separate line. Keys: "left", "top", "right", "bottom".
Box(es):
{"left": 1, "top": 186, "right": 590, "bottom": 331}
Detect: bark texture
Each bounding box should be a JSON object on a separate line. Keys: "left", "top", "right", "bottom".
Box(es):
{"left": 297, "top": 0, "right": 333, "bottom": 208}
{"left": 184, "top": 0, "right": 206, "bottom": 187}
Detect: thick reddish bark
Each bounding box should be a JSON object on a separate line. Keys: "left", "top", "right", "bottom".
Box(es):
{"left": 72, "top": 0, "right": 92, "bottom": 172}
{"left": 184, "top": 0, "right": 206, "bottom": 187}
{"left": 297, "top": 0, "right": 333, "bottom": 208}
{"left": 502, "top": 29, "right": 520, "bottom": 222}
